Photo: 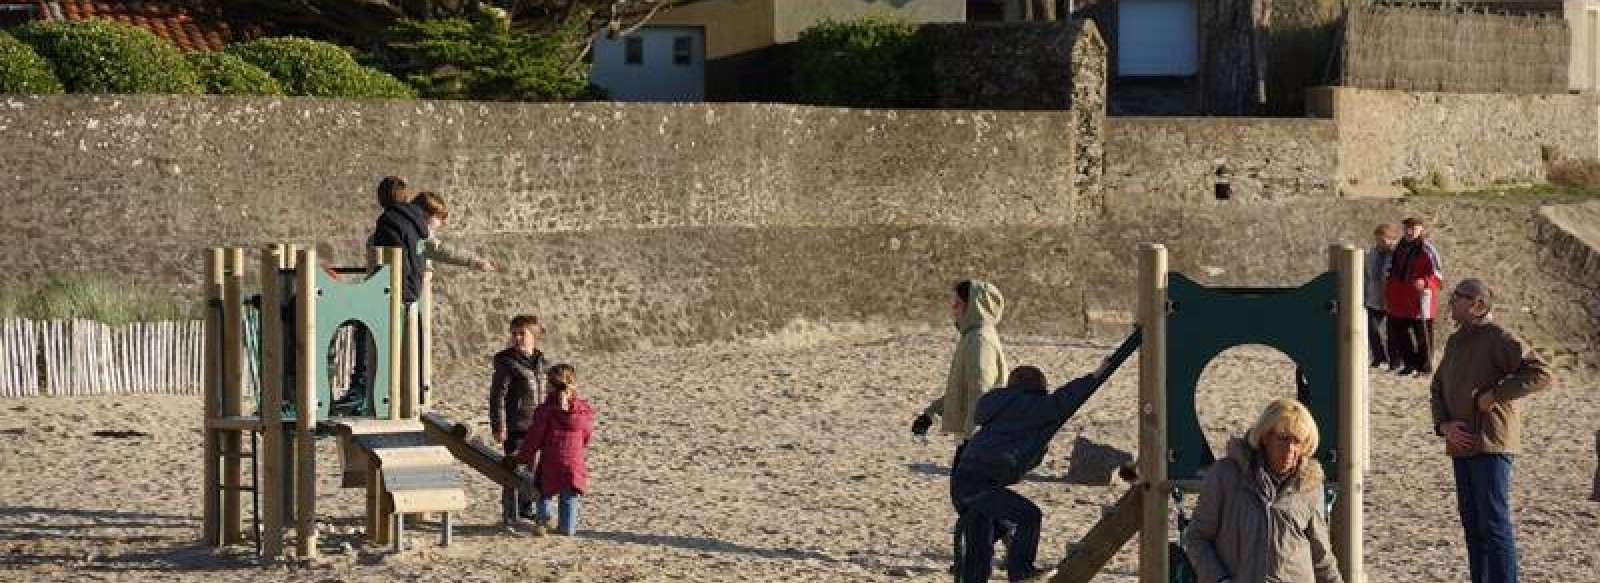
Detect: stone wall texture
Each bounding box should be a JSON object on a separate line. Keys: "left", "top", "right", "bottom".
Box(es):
{"left": 0, "top": 96, "right": 1077, "bottom": 367}
{"left": 2, "top": 96, "right": 1597, "bottom": 371}
{"left": 1342, "top": 5, "right": 1569, "bottom": 94}
{"left": 1103, "top": 117, "right": 1338, "bottom": 205}
{"left": 1318, "top": 87, "right": 1600, "bottom": 192}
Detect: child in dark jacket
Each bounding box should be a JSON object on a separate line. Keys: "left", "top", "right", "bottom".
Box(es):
{"left": 515, "top": 363, "right": 594, "bottom": 536}
{"left": 490, "top": 314, "right": 551, "bottom": 526}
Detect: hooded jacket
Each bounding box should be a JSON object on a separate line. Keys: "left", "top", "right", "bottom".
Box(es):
{"left": 370, "top": 202, "right": 431, "bottom": 303}
{"left": 922, "top": 280, "right": 1009, "bottom": 439}
{"left": 488, "top": 348, "right": 550, "bottom": 435}
{"left": 516, "top": 391, "right": 595, "bottom": 495}
{"left": 1182, "top": 438, "right": 1343, "bottom": 583}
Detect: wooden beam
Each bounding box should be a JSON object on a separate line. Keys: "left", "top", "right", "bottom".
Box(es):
{"left": 221, "top": 247, "right": 245, "bottom": 544}
{"left": 294, "top": 248, "right": 319, "bottom": 558}
{"left": 257, "top": 245, "right": 286, "bottom": 559}
{"left": 202, "top": 248, "right": 224, "bottom": 547}
{"left": 419, "top": 258, "right": 433, "bottom": 412}
{"left": 206, "top": 416, "right": 264, "bottom": 432}
{"left": 1137, "top": 243, "right": 1169, "bottom": 583}
{"left": 421, "top": 412, "right": 531, "bottom": 491}
{"left": 383, "top": 247, "right": 404, "bottom": 421}
{"left": 1052, "top": 488, "right": 1142, "bottom": 583}
{"left": 401, "top": 301, "right": 420, "bottom": 419}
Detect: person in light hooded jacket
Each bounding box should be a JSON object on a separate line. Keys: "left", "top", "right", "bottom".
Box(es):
{"left": 1183, "top": 398, "right": 1343, "bottom": 583}
{"left": 911, "top": 279, "right": 1010, "bottom": 442}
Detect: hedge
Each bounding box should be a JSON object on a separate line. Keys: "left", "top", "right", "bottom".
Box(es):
{"left": 12, "top": 19, "right": 201, "bottom": 94}
{"left": 227, "top": 37, "right": 415, "bottom": 99}
{"left": 793, "top": 17, "right": 930, "bottom": 108}
{"left": 0, "top": 30, "right": 63, "bottom": 94}
{"left": 186, "top": 51, "right": 284, "bottom": 96}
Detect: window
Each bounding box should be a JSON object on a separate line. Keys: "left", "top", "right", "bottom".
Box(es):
{"left": 672, "top": 36, "right": 693, "bottom": 66}
{"left": 624, "top": 36, "right": 644, "bottom": 65}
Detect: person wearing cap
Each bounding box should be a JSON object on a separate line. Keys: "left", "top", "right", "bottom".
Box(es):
{"left": 1384, "top": 217, "right": 1444, "bottom": 377}
{"left": 1431, "top": 278, "right": 1552, "bottom": 583}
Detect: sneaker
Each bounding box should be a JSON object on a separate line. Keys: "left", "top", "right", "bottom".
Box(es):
{"left": 531, "top": 521, "right": 549, "bottom": 537}
{"left": 1396, "top": 367, "right": 1415, "bottom": 376}
{"left": 1011, "top": 566, "right": 1057, "bottom": 582}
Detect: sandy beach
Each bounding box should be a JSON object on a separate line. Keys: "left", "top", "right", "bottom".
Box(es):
{"left": 1, "top": 332, "right": 1596, "bottom": 582}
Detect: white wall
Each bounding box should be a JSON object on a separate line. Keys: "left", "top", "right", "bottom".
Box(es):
{"left": 589, "top": 26, "right": 707, "bottom": 102}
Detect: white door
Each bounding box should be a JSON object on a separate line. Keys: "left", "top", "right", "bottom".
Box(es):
{"left": 589, "top": 27, "right": 706, "bottom": 102}
{"left": 1117, "top": 0, "right": 1198, "bottom": 77}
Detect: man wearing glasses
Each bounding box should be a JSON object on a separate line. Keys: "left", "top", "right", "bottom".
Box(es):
{"left": 1430, "top": 278, "right": 1552, "bottom": 583}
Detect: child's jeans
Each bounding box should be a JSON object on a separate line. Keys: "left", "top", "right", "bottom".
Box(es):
{"left": 501, "top": 433, "right": 533, "bottom": 523}
{"left": 536, "top": 490, "right": 581, "bottom": 535}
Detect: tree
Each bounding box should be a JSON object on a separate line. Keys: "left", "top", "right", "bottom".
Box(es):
{"left": 225, "top": 0, "right": 708, "bottom": 48}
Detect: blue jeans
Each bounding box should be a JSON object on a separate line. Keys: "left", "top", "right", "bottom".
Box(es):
{"left": 536, "top": 490, "right": 581, "bottom": 535}
{"left": 951, "top": 469, "right": 1040, "bottom": 583}
{"left": 1452, "top": 454, "right": 1518, "bottom": 583}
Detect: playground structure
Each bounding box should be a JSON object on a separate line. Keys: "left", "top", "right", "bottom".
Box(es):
{"left": 200, "top": 244, "right": 529, "bottom": 559}
{"left": 1031, "top": 244, "right": 1367, "bottom": 583}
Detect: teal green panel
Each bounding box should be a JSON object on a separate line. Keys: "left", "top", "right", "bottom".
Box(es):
{"left": 310, "top": 266, "right": 399, "bottom": 420}
{"left": 1165, "top": 272, "right": 1342, "bottom": 483}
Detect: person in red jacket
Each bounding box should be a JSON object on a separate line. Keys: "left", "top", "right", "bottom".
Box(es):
{"left": 1384, "top": 217, "right": 1444, "bottom": 377}
{"left": 516, "top": 363, "right": 594, "bottom": 536}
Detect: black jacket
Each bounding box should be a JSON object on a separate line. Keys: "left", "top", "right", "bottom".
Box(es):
{"left": 370, "top": 202, "right": 431, "bottom": 303}
{"left": 488, "top": 348, "right": 549, "bottom": 435}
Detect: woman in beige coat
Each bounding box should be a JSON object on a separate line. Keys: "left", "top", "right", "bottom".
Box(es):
{"left": 1182, "top": 398, "right": 1343, "bottom": 583}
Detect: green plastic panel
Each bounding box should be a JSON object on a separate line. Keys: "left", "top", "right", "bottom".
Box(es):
{"left": 308, "top": 265, "right": 400, "bottom": 420}
{"left": 1165, "top": 272, "right": 1342, "bottom": 483}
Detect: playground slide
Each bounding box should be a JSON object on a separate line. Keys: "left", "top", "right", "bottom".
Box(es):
{"left": 420, "top": 412, "right": 533, "bottom": 491}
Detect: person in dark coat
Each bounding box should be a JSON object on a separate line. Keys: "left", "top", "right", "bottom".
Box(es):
{"left": 516, "top": 363, "right": 594, "bottom": 536}
{"left": 489, "top": 314, "right": 552, "bottom": 526}
{"left": 951, "top": 366, "right": 1097, "bottom": 583}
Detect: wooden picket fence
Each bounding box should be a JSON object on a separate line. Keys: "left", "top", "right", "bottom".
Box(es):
{"left": 0, "top": 319, "right": 204, "bottom": 397}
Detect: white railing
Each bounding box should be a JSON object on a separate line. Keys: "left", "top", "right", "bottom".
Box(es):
{"left": 0, "top": 319, "right": 204, "bottom": 397}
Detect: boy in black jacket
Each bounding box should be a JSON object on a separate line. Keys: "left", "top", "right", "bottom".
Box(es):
{"left": 489, "top": 314, "right": 552, "bottom": 526}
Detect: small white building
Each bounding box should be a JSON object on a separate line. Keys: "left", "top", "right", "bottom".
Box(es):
{"left": 589, "top": 26, "right": 707, "bottom": 102}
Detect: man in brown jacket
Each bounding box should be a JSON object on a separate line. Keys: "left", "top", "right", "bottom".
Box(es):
{"left": 1430, "top": 278, "right": 1552, "bottom": 583}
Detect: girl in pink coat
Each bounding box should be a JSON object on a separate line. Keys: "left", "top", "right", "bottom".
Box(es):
{"left": 515, "top": 364, "right": 594, "bottom": 536}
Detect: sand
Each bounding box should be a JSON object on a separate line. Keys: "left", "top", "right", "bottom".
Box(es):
{"left": 1, "top": 332, "right": 1596, "bottom": 582}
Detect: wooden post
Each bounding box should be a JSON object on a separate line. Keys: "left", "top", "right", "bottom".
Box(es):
{"left": 1331, "top": 245, "right": 1366, "bottom": 583}
{"left": 402, "top": 301, "right": 420, "bottom": 419}
{"left": 258, "top": 245, "right": 286, "bottom": 559}
{"left": 383, "top": 247, "right": 405, "bottom": 421}
{"left": 221, "top": 248, "right": 245, "bottom": 544}
{"left": 294, "top": 248, "right": 319, "bottom": 558}
{"left": 1137, "top": 244, "right": 1169, "bottom": 583}
{"left": 367, "top": 466, "right": 388, "bottom": 545}
{"left": 419, "top": 259, "right": 433, "bottom": 412}
{"left": 202, "top": 248, "right": 224, "bottom": 546}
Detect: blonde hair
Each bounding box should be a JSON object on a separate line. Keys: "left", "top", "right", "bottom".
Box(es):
{"left": 1246, "top": 398, "right": 1320, "bottom": 455}
{"left": 413, "top": 191, "right": 448, "bottom": 220}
